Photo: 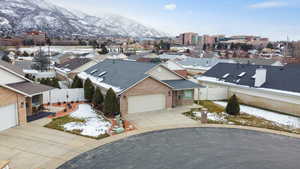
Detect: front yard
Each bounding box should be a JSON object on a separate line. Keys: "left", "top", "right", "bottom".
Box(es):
{"left": 45, "top": 104, "right": 111, "bottom": 139}
{"left": 184, "top": 101, "right": 300, "bottom": 134}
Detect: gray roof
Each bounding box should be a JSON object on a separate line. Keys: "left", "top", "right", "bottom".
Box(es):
{"left": 177, "top": 57, "right": 234, "bottom": 69}
{"left": 14, "top": 60, "right": 33, "bottom": 70}
{"left": 0, "top": 60, "right": 25, "bottom": 76}
{"left": 231, "top": 58, "right": 281, "bottom": 66}
{"left": 163, "top": 80, "right": 204, "bottom": 90}
{"left": 57, "top": 58, "right": 91, "bottom": 71}
{"left": 84, "top": 59, "right": 158, "bottom": 91}
{"left": 203, "top": 63, "right": 300, "bottom": 93}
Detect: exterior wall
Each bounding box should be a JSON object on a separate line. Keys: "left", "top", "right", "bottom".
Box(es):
{"left": 199, "top": 81, "right": 300, "bottom": 117}
{"left": 148, "top": 65, "right": 182, "bottom": 81}
{"left": 0, "top": 68, "right": 24, "bottom": 84}
{"left": 0, "top": 87, "right": 27, "bottom": 125}
{"left": 120, "top": 77, "right": 173, "bottom": 116}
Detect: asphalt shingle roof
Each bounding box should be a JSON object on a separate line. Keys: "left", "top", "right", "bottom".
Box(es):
{"left": 203, "top": 63, "right": 300, "bottom": 93}
{"left": 0, "top": 60, "right": 25, "bottom": 76}
{"left": 84, "top": 59, "right": 158, "bottom": 91}
{"left": 163, "top": 80, "right": 204, "bottom": 90}
{"left": 57, "top": 58, "right": 91, "bottom": 71}
{"left": 6, "top": 82, "right": 54, "bottom": 96}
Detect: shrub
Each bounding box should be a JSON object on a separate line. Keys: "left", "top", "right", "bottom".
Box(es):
{"left": 104, "top": 88, "right": 119, "bottom": 117}
{"left": 71, "top": 75, "right": 83, "bottom": 88}
{"left": 226, "top": 95, "right": 240, "bottom": 115}
{"left": 84, "top": 78, "right": 95, "bottom": 102}
{"left": 92, "top": 88, "right": 104, "bottom": 109}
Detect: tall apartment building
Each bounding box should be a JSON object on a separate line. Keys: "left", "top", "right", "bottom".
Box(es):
{"left": 179, "top": 32, "right": 199, "bottom": 46}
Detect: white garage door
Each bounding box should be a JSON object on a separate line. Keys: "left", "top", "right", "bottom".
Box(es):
{"left": 128, "top": 94, "right": 166, "bottom": 114}
{"left": 0, "top": 104, "right": 18, "bottom": 131}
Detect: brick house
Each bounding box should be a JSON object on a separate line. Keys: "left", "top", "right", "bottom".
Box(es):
{"left": 0, "top": 61, "right": 53, "bottom": 131}
{"left": 78, "top": 59, "right": 203, "bottom": 116}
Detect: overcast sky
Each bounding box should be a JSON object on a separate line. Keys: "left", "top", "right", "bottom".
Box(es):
{"left": 50, "top": 0, "right": 300, "bottom": 41}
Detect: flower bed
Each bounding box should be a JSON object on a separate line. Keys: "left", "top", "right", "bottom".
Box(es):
{"left": 45, "top": 104, "right": 111, "bottom": 139}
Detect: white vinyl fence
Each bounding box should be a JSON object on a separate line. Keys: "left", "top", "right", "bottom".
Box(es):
{"left": 43, "top": 88, "right": 85, "bottom": 104}
{"left": 198, "top": 87, "right": 228, "bottom": 101}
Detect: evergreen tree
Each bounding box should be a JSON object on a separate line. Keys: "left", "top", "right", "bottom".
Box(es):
{"left": 92, "top": 88, "right": 104, "bottom": 109}
{"left": 99, "top": 44, "right": 109, "bottom": 54}
{"left": 226, "top": 95, "right": 240, "bottom": 115}
{"left": 1, "top": 54, "right": 11, "bottom": 63}
{"left": 104, "top": 88, "right": 119, "bottom": 117}
{"left": 266, "top": 42, "right": 274, "bottom": 49}
{"left": 84, "top": 78, "right": 94, "bottom": 102}
{"left": 71, "top": 75, "right": 83, "bottom": 88}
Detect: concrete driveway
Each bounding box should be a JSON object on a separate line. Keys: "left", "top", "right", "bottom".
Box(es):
{"left": 125, "top": 105, "right": 200, "bottom": 129}
{"left": 58, "top": 128, "right": 300, "bottom": 169}
{"left": 0, "top": 119, "right": 97, "bottom": 169}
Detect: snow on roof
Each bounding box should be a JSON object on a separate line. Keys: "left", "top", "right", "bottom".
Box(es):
{"left": 78, "top": 72, "right": 122, "bottom": 93}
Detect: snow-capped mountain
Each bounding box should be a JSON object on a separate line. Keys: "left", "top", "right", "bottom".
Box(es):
{"left": 0, "top": 0, "right": 167, "bottom": 37}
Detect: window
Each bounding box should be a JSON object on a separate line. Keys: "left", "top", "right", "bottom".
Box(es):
{"left": 183, "top": 90, "right": 193, "bottom": 99}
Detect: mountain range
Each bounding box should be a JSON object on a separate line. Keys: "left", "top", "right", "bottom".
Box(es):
{"left": 0, "top": 0, "right": 167, "bottom": 38}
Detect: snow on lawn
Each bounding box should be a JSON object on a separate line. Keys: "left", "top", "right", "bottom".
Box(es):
{"left": 214, "top": 101, "right": 300, "bottom": 129}
{"left": 63, "top": 104, "right": 111, "bottom": 137}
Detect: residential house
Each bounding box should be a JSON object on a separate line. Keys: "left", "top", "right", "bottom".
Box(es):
{"left": 231, "top": 58, "right": 283, "bottom": 66}
{"left": 163, "top": 60, "right": 188, "bottom": 78}
{"left": 55, "top": 58, "right": 98, "bottom": 80}
{"left": 78, "top": 59, "right": 202, "bottom": 116}
{"left": 197, "top": 63, "right": 300, "bottom": 117}
{"left": 0, "top": 61, "right": 53, "bottom": 131}
{"left": 176, "top": 57, "right": 234, "bottom": 75}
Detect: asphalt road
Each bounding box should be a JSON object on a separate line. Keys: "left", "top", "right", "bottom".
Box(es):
{"left": 58, "top": 128, "right": 300, "bottom": 169}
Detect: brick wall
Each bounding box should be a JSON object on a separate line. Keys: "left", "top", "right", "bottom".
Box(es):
{"left": 0, "top": 87, "right": 27, "bottom": 125}
{"left": 120, "top": 77, "right": 172, "bottom": 116}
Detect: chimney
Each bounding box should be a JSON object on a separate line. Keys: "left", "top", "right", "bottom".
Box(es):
{"left": 254, "top": 66, "right": 267, "bottom": 87}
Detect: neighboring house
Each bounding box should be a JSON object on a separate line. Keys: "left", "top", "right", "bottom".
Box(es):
{"left": 55, "top": 58, "right": 98, "bottom": 79}
{"left": 163, "top": 60, "right": 188, "bottom": 78}
{"left": 197, "top": 63, "right": 300, "bottom": 117}
{"left": 78, "top": 59, "right": 202, "bottom": 116}
{"left": 0, "top": 61, "right": 53, "bottom": 131}
{"left": 158, "top": 54, "right": 187, "bottom": 60}
{"left": 231, "top": 58, "right": 283, "bottom": 66}
{"left": 176, "top": 57, "right": 234, "bottom": 75}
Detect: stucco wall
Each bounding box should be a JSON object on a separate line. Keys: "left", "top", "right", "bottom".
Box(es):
{"left": 0, "top": 87, "right": 27, "bottom": 125}
{"left": 120, "top": 77, "right": 172, "bottom": 116}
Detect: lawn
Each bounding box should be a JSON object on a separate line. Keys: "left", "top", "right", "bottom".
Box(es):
{"left": 184, "top": 101, "right": 300, "bottom": 134}
{"left": 45, "top": 104, "right": 111, "bottom": 139}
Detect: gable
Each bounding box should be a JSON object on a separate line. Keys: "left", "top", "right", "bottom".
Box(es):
{"left": 0, "top": 68, "right": 25, "bottom": 84}
{"left": 147, "top": 65, "right": 183, "bottom": 81}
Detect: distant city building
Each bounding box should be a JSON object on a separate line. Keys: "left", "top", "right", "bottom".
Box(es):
{"left": 23, "top": 31, "right": 46, "bottom": 45}
{"left": 179, "top": 32, "right": 199, "bottom": 46}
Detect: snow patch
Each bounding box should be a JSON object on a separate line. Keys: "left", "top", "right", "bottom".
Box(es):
{"left": 63, "top": 104, "right": 111, "bottom": 137}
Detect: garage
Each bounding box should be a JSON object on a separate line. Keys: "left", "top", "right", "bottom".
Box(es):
{"left": 0, "top": 104, "right": 18, "bottom": 131}
{"left": 128, "top": 94, "right": 166, "bottom": 114}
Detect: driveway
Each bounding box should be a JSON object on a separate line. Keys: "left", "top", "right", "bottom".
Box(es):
{"left": 58, "top": 128, "right": 300, "bottom": 169}
{"left": 125, "top": 105, "right": 200, "bottom": 129}
{"left": 0, "top": 118, "right": 97, "bottom": 169}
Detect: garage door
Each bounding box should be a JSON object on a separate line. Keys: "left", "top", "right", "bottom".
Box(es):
{"left": 0, "top": 104, "right": 18, "bottom": 131}
{"left": 128, "top": 94, "right": 166, "bottom": 114}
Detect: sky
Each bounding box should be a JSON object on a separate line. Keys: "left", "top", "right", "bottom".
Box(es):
{"left": 50, "top": 0, "right": 300, "bottom": 41}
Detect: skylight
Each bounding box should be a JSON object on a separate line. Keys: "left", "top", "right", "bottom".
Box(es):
{"left": 222, "top": 73, "right": 230, "bottom": 78}
{"left": 90, "top": 69, "right": 98, "bottom": 74}
{"left": 64, "top": 64, "right": 70, "bottom": 67}
{"left": 238, "top": 72, "right": 246, "bottom": 77}
{"left": 98, "top": 71, "right": 107, "bottom": 77}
